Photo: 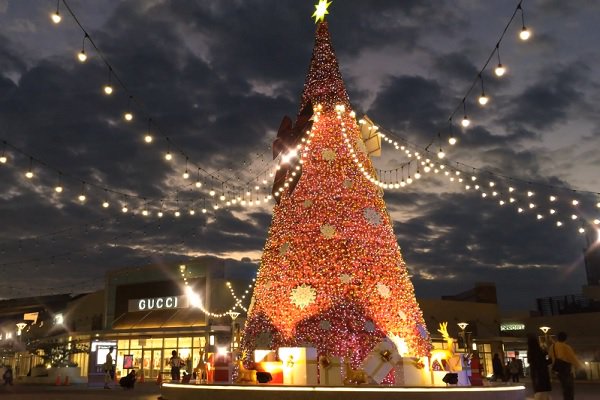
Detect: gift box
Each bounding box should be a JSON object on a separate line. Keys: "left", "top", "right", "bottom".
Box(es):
{"left": 362, "top": 339, "right": 400, "bottom": 384}
{"left": 318, "top": 355, "right": 343, "bottom": 386}
{"left": 278, "top": 347, "right": 318, "bottom": 385}
{"left": 393, "top": 357, "right": 431, "bottom": 386}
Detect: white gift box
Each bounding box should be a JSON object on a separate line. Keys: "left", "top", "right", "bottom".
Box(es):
{"left": 318, "top": 356, "right": 343, "bottom": 386}
{"left": 394, "top": 357, "right": 431, "bottom": 386}
{"left": 278, "top": 347, "right": 318, "bottom": 385}
{"left": 362, "top": 339, "right": 400, "bottom": 384}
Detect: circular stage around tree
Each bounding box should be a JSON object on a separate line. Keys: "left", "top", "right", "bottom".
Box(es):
{"left": 161, "top": 383, "right": 526, "bottom": 400}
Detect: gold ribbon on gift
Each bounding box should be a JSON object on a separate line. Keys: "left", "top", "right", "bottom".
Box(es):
{"left": 319, "top": 357, "right": 341, "bottom": 385}
{"left": 380, "top": 350, "right": 392, "bottom": 363}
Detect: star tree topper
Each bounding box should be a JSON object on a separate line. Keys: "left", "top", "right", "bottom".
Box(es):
{"left": 312, "top": 0, "right": 332, "bottom": 23}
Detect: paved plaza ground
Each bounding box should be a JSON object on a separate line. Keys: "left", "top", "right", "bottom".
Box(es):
{"left": 0, "top": 380, "right": 598, "bottom": 400}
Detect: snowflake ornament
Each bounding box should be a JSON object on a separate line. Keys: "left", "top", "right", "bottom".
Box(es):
{"left": 377, "top": 283, "right": 391, "bottom": 298}
{"left": 303, "top": 199, "right": 313, "bottom": 208}
{"left": 279, "top": 242, "right": 290, "bottom": 256}
{"left": 364, "top": 207, "right": 382, "bottom": 226}
{"left": 290, "top": 284, "right": 317, "bottom": 310}
{"left": 340, "top": 273, "right": 352, "bottom": 284}
{"left": 343, "top": 179, "right": 353, "bottom": 189}
{"left": 364, "top": 320, "right": 375, "bottom": 332}
{"left": 322, "top": 148, "right": 336, "bottom": 161}
{"left": 320, "top": 224, "right": 336, "bottom": 239}
{"left": 319, "top": 320, "right": 331, "bottom": 330}
{"left": 398, "top": 310, "right": 407, "bottom": 320}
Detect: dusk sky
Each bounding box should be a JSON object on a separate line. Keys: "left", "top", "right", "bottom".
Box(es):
{"left": 0, "top": 0, "right": 599, "bottom": 311}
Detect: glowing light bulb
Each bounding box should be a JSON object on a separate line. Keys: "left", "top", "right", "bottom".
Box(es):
{"left": 571, "top": 214, "right": 578, "bottom": 220}
{"left": 51, "top": 11, "right": 61, "bottom": 24}
{"left": 202, "top": 208, "right": 207, "bottom": 214}
{"left": 437, "top": 150, "right": 445, "bottom": 159}
{"left": 102, "top": 201, "right": 109, "bottom": 208}
{"left": 124, "top": 112, "right": 133, "bottom": 121}
{"left": 144, "top": 134, "right": 153, "bottom": 143}
{"left": 25, "top": 171, "right": 34, "bottom": 179}
{"left": 549, "top": 209, "right": 556, "bottom": 214}
{"left": 448, "top": 136, "right": 457, "bottom": 146}
{"left": 529, "top": 203, "right": 535, "bottom": 209}
{"left": 495, "top": 64, "right": 506, "bottom": 77}
{"left": 596, "top": 202, "right": 600, "bottom": 208}
{"left": 572, "top": 200, "right": 579, "bottom": 206}
{"left": 78, "top": 194, "right": 86, "bottom": 202}
{"left": 537, "top": 214, "right": 543, "bottom": 220}
{"left": 103, "top": 84, "right": 113, "bottom": 95}
{"left": 579, "top": 227, "right": 585, "bottom": 234}
{"left": 189, "top": 210, "right": 195, "bottom": 216}
{"left": 509, "top": 187, "right": 515, "bottom": 192}
{"left": 209, "top": 190, "right": 216, "bottom": 196}
{"left": 165, "top": 152, "right": 172, "bottom": 161}
{"left": 478, "top": 94, "right": 489, "bottom": 106}
{"left": 556, "top": 221, "right": 563, "bottom": 227}
{"left": 157, "top": 211, "right": 163, "bottom": 217}
{"left": 142, "top": 209, "right": 149, "bottom": 216}
{"left": 499, "top": 200, "right": 505, "bottom": 205}
{"left": 0, "top": 156, "right": 6, "bottom": 163}
{"left": 489, "top": 181, "right": 495, "bottom": 187}
{"left": 461, "top": 116, "right": 470, "bottom": 128}
{"left": 182, "top": 171, "right": 189, "bottom": 179}
{"left": 594, "top": 219, "right": 600, "bottom": 225}
{"left": 471, "top": 176, "right": 477, "bottom": 181}
{"left": 519, "top": 27, "right": 531, "bottom": 41}
{"left": 414, "top": 172, "right": 421, "bottom": 180}
{"left": 122, "top": 206, "right": 128, "bottom": 213}
{"left": 219, "top": 195, "right": 226, "bottom": 201}
{"left": 406, "top": 177, "right": 413, "bottom": 184}
{"left": 195, "top": 181, "right": 202, "bottom": 188}
{"left": 175, "top": 211, "right": 181, "bottom": 217}
{"left": 550, "top": 195, "right": 556, "bottom": 202}
{"left": 78, "top": 50, "right": 87, "bottom": 62}
{"left": 55, "top": 185, "right": 63, "bottom": 193}
{"left": 518, "top": 207, "right": 523, "bottom": 213}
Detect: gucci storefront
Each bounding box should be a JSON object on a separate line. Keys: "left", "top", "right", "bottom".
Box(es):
{"left": 96, "top": 256, "right": 255, "bottom": 382}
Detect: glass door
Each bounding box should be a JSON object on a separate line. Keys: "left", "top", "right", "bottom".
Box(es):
{"left": 152, "top": 349, "right": 162, "bottom": 379}
{"left": 141, "top": 350, "right": 152, "bottom": 380}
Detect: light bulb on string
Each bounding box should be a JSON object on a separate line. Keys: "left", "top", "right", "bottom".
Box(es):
{"left": 103, "top": 67, "right": 114, "bottom": 95}
{"left": 144, "top": 119, "right": 153, "bottom": 143}
{"left": 78, "top": 182, "right": 86, "bottom": 203}
{"left": 461, "top": 99, "right": 470, "bottom": 127}
{"left": 122, "top": 205, "right": 128, "bottom": 213}
{"left": 25, "top": 157, "right": 34, "bottom": 179}
{"left": 123, "top": 96, "right": 133, "bottom": 121}
{"left": 54, "top": 172, "right": 63, "bottom": 193}
{"left": 518, "top": 4, "right": 531, "bottom": 41}
{"left": 448, "top": 119, "right": 457, "bottom": 145}
{"left": 195, "top": 170, "right": 202, "bottom": 188}
{"left": 51, "top": 0, "right": 61, "bottom": 24}
{"left": 165, "top": 152, "right": 172, "bottom": 161}
{"left": 579, "top": 227, "right": 585, "bottom": 234}
{"left": 494, "top": 43, "right": 506, "bottom": 77}
{"left": 77, "top": 34, "right": 88, "bottom": 62}
{"left": 550, "top": 195, "right": 557, "bottom": 202}
{"left": 478, "top": 74, "right": 488, "bottom": 106}
{"left": 182, "top": 157, "right": 189, "bottom": 179}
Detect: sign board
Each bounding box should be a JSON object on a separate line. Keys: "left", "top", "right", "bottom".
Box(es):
{"left": 500, "top": 323, "right": 525, "bottom": 331}
{"left": 128, "top": 295, "right": 189, "bottom": 312}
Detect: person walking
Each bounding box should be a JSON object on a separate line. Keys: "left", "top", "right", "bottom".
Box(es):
{"left": 548, "top": 332, "right": 584, "bottom": 400}
{"left": 104, "top": 346, "right": 115, "bottom": 389}
{"left": 492, "top": 353, "right": 504, "bottom": 382}
{"left": 527, "top": 334, "right": 551, "bottom": 400}
{"left": 508, "top": 357, "right": 520, "bottom": 382}
{"left": 169, "top": 350, "right": 184, "bottom": 382}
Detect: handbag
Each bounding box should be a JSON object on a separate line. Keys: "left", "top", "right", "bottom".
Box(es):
{"left": 551, "top": 346, "right": 571, "bottom": 375}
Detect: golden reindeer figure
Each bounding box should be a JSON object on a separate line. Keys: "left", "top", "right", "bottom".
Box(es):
{"left": 429, "top": 322, "right": 462, "bottom": 372}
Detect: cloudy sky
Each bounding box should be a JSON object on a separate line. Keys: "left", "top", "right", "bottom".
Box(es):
{"left": 0, "top": 0, "right": 599, "bottom": 311}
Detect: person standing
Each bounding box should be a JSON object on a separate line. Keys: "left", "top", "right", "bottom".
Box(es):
{"left": 508, "top": 357, "right": 520, "bottom": 382}
{"left": 548, "top": 332, "right": 584, "bottom": 400}
{"left": 527, "top": 334, "right": 551, "bottom": 400}
{"left": 104, "top": 346, "right": 114, "bottom": 389}
{"left": 169, "top": 350, "right": 184, "bottom": 382}
{"left": 492, "top": 353, "right": 504, "bottom": 382}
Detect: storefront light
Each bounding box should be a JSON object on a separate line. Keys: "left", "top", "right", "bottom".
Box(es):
{"left": 209, "top": 335, "right": 215, "bottom": 346}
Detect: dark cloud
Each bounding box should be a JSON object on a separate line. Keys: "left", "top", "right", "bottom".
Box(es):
{"left": 0, "top": 1, "right": 598, "bottom": 313}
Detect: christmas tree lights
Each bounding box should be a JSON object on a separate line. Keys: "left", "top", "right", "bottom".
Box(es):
{"left": 242, "top": 21, "right": 431, "bottom": 365}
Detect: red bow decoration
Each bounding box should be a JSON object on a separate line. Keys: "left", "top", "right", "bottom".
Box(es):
{"left": 272, "top": 101, "right": 313, "bottom": 203}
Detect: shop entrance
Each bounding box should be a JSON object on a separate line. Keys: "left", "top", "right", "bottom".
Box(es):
{"left": 141, "top": 349, "right": 163, "bottom": 380}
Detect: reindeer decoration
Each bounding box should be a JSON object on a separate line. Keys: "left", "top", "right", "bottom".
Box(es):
{"left": 429, "top": 322, "right": 462, "bottom": 372}
{"left": 342, "top": 354, "right": 370, "bottom": 385}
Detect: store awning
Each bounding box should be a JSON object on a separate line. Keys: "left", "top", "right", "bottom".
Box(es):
{"left": 112, "top": 308, "right": 208, "bottom": 330}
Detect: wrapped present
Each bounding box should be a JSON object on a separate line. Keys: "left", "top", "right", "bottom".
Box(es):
{"left": 394, "top": 357, "right": 431, "bottom": 386}
{"left": 362, "top": 338, "right": 400, "bottom": 384}
{"left": 318, "top": 355, "right": 343, "bottom": 386}
{"left": 278, "top": 347, "right": 318, "bottom": 385}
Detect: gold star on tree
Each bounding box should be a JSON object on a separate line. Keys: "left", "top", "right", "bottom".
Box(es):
{"left": 312, "top": 0, "right": 332, "bottom": 24}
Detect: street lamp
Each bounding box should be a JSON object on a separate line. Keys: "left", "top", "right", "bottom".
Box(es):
{"left": 16, "top": 322, "right": 27, "bottom": 336}
{"left": 227, "top": 311, "right": 241, "bottom": 351}
{"left": 539, "top": 326, "right": 551, "bottom": 347}
{"left": 457, "top": 322, "right": 469, "bottom": 350}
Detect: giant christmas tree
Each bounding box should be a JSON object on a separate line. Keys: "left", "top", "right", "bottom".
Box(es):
{"left": 242, "top": 8, "right": 431, "bottom": 364}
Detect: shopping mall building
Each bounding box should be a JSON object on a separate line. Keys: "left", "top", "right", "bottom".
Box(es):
{"left": 1, "top": 255, "right": 599, "bottom": 383}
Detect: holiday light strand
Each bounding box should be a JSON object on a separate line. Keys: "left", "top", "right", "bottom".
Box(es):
{"left": 51, "top": 0, "right": 277, "bottom": 194}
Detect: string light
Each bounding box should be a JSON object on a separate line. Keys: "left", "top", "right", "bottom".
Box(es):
{"left": 461, "top": 99, "right": 470, "bottom": 127}
{"left": 78, "top": 182, "right": 86, "bottom": 202}
{"left": 144, "top": 119, "right": 153, "bottom": 143}
{"left": 25, "top": 158, "right": 34, "bottom": 179}
{"left": 494, "top": 43, "right": 506, "bottom": 77}
{"left": 478, "top": 74, "right": 488, "bottom": 106}
{"left": 103, "top": 67, "right": 113, "bottom": 95}
{"left": 54, "top": 173, "right": 63, "bottom": 193}
{"left": 518, "top": 4, "right": 531, "bottom": 41}
{"left": 78, "top": 34, "right": 88, "bottom": 62}
{"left": 51, "top": 0, "right": 61, "bottom": 24}
{"left": 123, "top": 96, "right": 133, "bottom": 121}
